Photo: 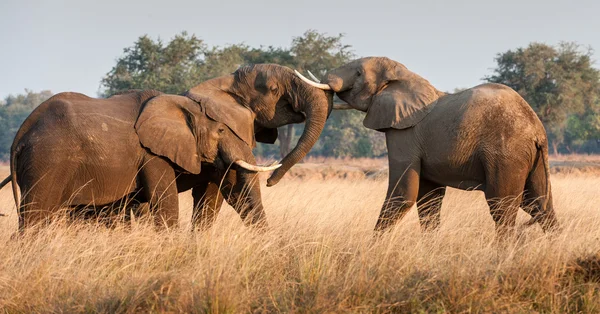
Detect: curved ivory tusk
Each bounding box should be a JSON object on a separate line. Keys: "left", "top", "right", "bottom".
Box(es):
{"left": 307, "top": 70, "right": 321, "bottom": 83}
{"left": 234, "top": 160, "right": 282, "bottom": 172}
{"left": 294, "top": 70, "right": 332, "bottom": 90}
{"left": 332, "top": 103, "right": 354, "bottom": 110}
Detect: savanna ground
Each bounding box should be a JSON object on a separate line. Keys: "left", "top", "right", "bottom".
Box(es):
{"left": 0, "top": 157, "right": 599, "bottom": 312}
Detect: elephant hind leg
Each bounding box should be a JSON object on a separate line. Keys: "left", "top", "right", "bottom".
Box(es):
{"left": 374, "top": 159, "right": 420, "bottom": 232}
{"left": 521, "top": 158, "right": 559, "bottom": 233}
{"left": 416, "top": 179, "right": 446, "bottom": 232}
{"left": 18, "top": 183, "right": 68, "bottom": 231}
{"left": 484, "top": 162, "right": 529, "bottom": 239}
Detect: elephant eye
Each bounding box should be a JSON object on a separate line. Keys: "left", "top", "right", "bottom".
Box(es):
{"left": 218, "top": 127, "right": 226, "bottom": 134}
{"left": 269, "top": 85, "right": 278, "bottom": 93}
{"left": 356, "top": 70, "right": 362, "bottom": 77}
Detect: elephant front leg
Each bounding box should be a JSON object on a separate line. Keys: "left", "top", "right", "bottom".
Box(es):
{"left": 416, "top": 179, "right": 446, "bottom": 232}
{"left": 140, "top": 156, "right": 179, "bottom": 229}
{"left": 375, "top": 159, "right": 421, "bottom": 232}
{"left": 221, "top": 169, "right": 267, "bottom": 229}
{"left": 192, "top": 182, "right": 224, "bottom": 231}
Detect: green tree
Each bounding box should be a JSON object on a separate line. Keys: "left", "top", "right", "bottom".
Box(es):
{"left": 0, "top": 90, "right": 53, "bottom": 160}
{"left": 486, "top": 42, "right": 600, "bottom": 154}
{"left": 291, "top": 30, "right": 354, "bottom": 78}
{"left": 101, "top": 32, "right": 207, "bottom": 95}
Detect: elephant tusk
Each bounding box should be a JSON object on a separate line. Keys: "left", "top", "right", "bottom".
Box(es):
{"left": 307, "top": 70, "right": 321, "bottom": 83}
{"left": 294, "top": 70, "right": 332, "bottom": 90}
{"left": 234, "top": 160, "right": 282, "bottom": 172}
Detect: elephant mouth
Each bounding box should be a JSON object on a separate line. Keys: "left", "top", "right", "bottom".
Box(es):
{"left": 336, "top": 90, "right": 352, "bottom": 102}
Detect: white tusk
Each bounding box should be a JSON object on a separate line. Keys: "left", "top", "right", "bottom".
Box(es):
{"left": 307, "top": 70, "right": 321, "bottom": 83}
{"left": 294, "top": 70, "right": 332, "bottom": 90}
{"left": 234, "top": 160, "right": 282, "bottom": 172}
{"left": 333, "top": 103, "right": 354, "bottom": 110}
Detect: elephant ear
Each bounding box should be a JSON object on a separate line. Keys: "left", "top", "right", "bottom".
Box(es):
{"left": 363, "top": 70, "right": 442, "bottom": 131}
{"left": 185, "top": 92, "right": 256, "bottom": 147}
{"left": 254, "top": 128, "right": 278, "bottom": 144}
{"left": 135, "top": 95, "right": 201, "bottom": 174}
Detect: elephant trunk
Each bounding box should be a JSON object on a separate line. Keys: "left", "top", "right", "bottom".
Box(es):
{"left": 267, "top": 96, "right": 329, "bottom": 186}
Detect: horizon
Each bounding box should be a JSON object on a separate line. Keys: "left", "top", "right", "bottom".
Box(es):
{"left": 1, "top": 0, "right": 599, "bottom": 98}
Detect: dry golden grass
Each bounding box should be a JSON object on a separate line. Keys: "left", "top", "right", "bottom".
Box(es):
{"left": 0, "top": 165, "right": 599, "bottom": 312}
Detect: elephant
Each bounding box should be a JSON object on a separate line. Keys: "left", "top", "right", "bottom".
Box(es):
{"left": 178, "top": 63, "right": 333, "bottom": 230}
{"left": 295, "top": 57, "right": 559, "bottom": 237}
{"left": 0, "top": 90, "right": 280, "bottom": 231}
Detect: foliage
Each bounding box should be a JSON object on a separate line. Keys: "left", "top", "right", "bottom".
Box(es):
{"left": 0, "top": 90, "right": 53, "bottom": 160}
{"left": 101, "top": 32, "right": 207, "bottom": 95}
{"left": 314, "top": 111, "right": 386, "bottom": 158}
{"left": 486, "top": 42, "right": 600, "bottom": 154}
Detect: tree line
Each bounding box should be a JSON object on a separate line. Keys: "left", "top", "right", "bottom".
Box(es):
{"left": 1, "top": 31, "right": 599, "bottom": 161}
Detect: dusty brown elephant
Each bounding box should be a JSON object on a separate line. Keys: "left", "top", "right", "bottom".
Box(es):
{"left": 0, "top": 90, "right": 280, "bottom": 231}
{"left": 180, "top": 64, "right": 333, "bottom": 230}
{"left": 295, "top": 57, "right": 559, "bottom": 237}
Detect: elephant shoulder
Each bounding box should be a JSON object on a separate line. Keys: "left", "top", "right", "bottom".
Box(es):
{"left": 48, "top": 92, "right": 93, "bottom": 102}
{"left": 442, "top": 84, "right": 523, "bottom": 110}
{"left": 34, "top": 93, "right": 85, "bottom": 119}
{"left": 467, "top": 83, "right": 522, "bottom": 100}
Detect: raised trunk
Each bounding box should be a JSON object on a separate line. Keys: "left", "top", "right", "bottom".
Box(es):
{"left": 267, "top": 102, "right": 328, "bottom": 186}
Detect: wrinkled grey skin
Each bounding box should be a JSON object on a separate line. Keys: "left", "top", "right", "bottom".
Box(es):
{"left": 182, "top": 64, "right": 333, "bottom": 229}
{"left": 323, "top": 57, "right": 559, "bottom": 237}
{"left": 4, "top": 90, "right": 267, "bottom": 231}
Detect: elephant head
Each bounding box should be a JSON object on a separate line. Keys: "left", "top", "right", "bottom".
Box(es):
{"left": 296, "top": 57, "right": 445, "bottom": 131}
{"left": 183, "top": 64, "right": 334, "bottom": 186}
{"left": 135, "top": 94, "right": 280, "bottom": 174}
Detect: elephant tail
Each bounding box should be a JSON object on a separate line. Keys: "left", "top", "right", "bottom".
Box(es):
{"left": 0, "top": 176, "right": 10, "bottom": 217}
{"left": 523, "top": 138, "right": 558, "bottom": 231}
{"left": 10, "top": 145, "right": 21, "bottom": 213}
{"left": 0, "top": 176, "right": 10, "bottom": 190}
{"left": 539, "top": 141, "right": 551, "bottom": 211}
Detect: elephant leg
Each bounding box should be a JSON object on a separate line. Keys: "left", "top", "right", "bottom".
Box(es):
{"left": 19, "top": 188, "right": 65, "bottom": 231}
{"left": 221, "top": 168, "right": 267, "bottom": 229}
{"left": 139, "top": 156, "right": 179, "bottom": 229}
{"left": 521, "top": 158, "right": 559, "bottom": 233}
{"left": 18, "top": 171, "right": 71, "bottom": 231}
{"left": 416, "top": 179, "right": 446, "bottom": 232}
{"left": 192, "top": 182, "right": 224, "bottom": 231}
{"left": 374, "top": 158, "right": 420, "bottom": 232}
{"left": 484, "top": 162, "right": 528, "bottom": 239}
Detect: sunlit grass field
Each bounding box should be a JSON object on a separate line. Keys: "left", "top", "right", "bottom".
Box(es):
{"left": 0, "top": 163, "right": 599, "bottom": 312}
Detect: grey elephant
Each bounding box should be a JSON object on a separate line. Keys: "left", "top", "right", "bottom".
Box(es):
{"left": 295, "top": 57, "right": 559, "bottom": 236}
{"left": 0, "top": 90, "right": 280, "bottom": 231}
{"left": 180, "top": 64, "right": 333, "bottom": 229}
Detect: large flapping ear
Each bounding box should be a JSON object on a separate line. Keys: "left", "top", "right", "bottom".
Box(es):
{"left": 185, "top": 92, "right": 256, "bottom": 148}
{"left": 363, "top": 65, "right": 442, "bottom": 131}
{"left": 135, "top": 95, "right": 201, "bottom": 174}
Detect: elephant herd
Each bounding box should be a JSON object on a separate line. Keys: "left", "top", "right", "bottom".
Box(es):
{"left": 0, "top": 57, "right": 559, "bottom": 238}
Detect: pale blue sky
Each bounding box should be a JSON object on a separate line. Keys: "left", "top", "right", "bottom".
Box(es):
{"left": 1, "top": 0, "right": 599, "bottom": 98}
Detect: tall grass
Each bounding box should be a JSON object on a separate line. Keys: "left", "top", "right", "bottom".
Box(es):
{"left": 0, "top": 173, "right": 598, "bottom": 312}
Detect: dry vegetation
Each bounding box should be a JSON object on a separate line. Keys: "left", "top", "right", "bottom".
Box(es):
{"left": 0, "top": 160, "right": 599, "bottom": 312}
